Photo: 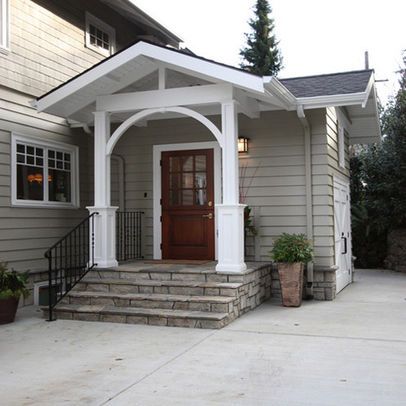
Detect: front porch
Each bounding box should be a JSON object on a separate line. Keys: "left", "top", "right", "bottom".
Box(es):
{"left": 50, "top": 261, "right": 272, "bottom": 328}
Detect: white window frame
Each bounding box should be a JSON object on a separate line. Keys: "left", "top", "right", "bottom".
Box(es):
{"left": 338, "top": 124, "right": 345, "bottom": 169}
{"left": 11, "top": 133, "right": 80, "bottom": 208}
{"left": 0, "top": 0, "right": 10, "bottom": 54}
{"left": 85, "top": 12, "right": 115, "bottom": 57}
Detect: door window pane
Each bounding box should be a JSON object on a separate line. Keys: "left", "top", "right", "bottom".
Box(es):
{"left": 194, "top": 173, "right": 206, "bottom": 189}
{"left": 195, "top": 189, "right": 207, "bottom": 206}
{"left": 182, "top": 190, "right": 193, "bottom": 205}
{"left": 182, "top": 173, "right": 194, "bottom": 188}
{"left": 182, "top": 156, "right": 193, "bottom": 171}
{"left": 195, "top": 155, "right": 206, "bottom": 171}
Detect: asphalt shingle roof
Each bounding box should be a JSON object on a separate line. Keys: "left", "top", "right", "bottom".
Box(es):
{"left": 280, "top": 69, "right": 373, "bottom": 98}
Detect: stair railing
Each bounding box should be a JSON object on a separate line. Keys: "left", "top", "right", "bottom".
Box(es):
{"left": 44, "top": 212, "right": 98, "bottom": 321}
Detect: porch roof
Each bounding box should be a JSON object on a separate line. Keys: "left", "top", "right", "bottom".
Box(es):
{"left": 34, "top": 40, "right": 380, "bottom": 144}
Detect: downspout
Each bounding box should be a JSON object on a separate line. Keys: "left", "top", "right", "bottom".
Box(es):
{"left": 297, "top": 105, "right": 314, "bottom": 299}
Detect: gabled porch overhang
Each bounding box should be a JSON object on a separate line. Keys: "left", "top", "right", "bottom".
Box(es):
{"left": 34, "top": 41, "right": 380, "bottom": 273}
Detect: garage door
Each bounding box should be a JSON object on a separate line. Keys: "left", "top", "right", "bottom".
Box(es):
{"left": 334, "top": 178, "right": 352, "bottom": 293}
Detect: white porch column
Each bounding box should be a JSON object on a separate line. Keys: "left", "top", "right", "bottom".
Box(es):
{"left": 216, "top": 101, "right": 247, "bottom": 273}
{"left": 87, "top": 111, "right": 118, "bottom": 268}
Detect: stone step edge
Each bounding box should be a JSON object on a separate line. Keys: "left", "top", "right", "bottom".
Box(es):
{"left": 68, "top": 291, "right": 235, "bottom": 304}
{"left": 80, "top": 278, "right": 243, "bottom": 289}
{"left": 52, "top": 304, "right": 229, "bottom": 321}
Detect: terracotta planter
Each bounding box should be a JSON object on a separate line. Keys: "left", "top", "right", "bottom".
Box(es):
{"left": 278, "top": 262, "right": 304, "bottom": 307}
{"left": 0, "top": 296, "right": 19, "bottom": 324}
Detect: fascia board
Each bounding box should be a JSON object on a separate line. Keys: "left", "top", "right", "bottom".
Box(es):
{"left": 263, "top": 77, "right": 297, "bottom": 110}
{"left": 299, "top": 92, "right": 367, "bottom": 109}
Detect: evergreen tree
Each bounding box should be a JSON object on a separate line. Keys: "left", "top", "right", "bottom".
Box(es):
{"left": 350, "top": 53, "right": 406, "bottom": 267}
{"left": 240, "top": 0, "right": 283, "bottom": 76}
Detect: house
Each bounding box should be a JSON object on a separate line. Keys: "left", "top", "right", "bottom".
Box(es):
{"left": 1, "top": 1, "right": 380, "bottom": 326}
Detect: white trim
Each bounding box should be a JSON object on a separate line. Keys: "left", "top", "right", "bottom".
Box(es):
{"left": 96, "top": 83, "right": 234, "bottom": 113}
{"left": 85, "top": 12, "right": 116, "bottom": 57}
{"left": 11, "top": 133, "right": 80, "bottom": 208}
{"left": 0, "top": 0, "right": 10, "bottom": 54}
{"left": 299, "top": 92, "right": 367, "bottom": 109}
{"left": 338, "top": 125, "right": 345, "bottom": 169}
{"left": 106, "top": 106, "right": 223, "bottom": 154}
{"left": 153, "top": 141, "right": 221, "bottom": 260}
{"left": 36, "top": 41, "right": 265, "bottom": 113}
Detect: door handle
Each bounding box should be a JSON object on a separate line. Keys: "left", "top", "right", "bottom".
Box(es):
{"left": 202, "top": 213, "right": 213, "bottom": 219}
{"left": 341, "top": 234, "right": 347, "bottom": 255}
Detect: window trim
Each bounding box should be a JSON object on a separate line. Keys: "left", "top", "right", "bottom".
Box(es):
{"left": 11, "top": 133, "right": 80, "bottom": 208}
{"left": 85, "top": 12, "right": 115, "bottom": 57}
{"left": 0, "top": 0, "right": 10, "bottom": 54}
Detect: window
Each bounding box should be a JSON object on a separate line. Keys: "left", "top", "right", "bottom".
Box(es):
{"left": 12, "top": 134, "right": 79, "bottom": 208}
{"left": 0, "top": 0, "right": 10, "bottom": 53}
{"left": 338, "top": 125, "right": 345, "bottom": 169}
{"left": 85, "top": 12, "right": 115, "bottom": 56}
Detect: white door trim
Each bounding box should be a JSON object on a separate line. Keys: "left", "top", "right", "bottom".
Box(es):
{"left": 153, "top": 141, "right": 221, "bottom": 260}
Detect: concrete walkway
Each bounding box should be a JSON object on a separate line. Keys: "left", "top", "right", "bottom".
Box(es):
{"left": 1, "top": 269, "right": 405, "bottom": 405}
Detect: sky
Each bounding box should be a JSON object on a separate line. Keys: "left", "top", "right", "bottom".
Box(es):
{"left": 133, "top": 0, "right": 406, "bottom": 106}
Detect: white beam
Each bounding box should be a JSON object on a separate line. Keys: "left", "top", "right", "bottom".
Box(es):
{"left": 158, "top": 66, "right": 166, "bottom": 90}
{"left": 96, "top": 83, "right": 234, "bottom": 113}
{"left": 234, "top": 89, "right": 260, "bottom": 119}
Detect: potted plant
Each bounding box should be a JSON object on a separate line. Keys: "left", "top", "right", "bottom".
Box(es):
{"left": 270, "top": 233, "right": 313, "bottom": 307}
{"left": 0, "top": 262, "right": 29, "bottom": 324}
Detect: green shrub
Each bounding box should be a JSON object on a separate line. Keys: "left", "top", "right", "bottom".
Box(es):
{"left": 270, "top": 233, "right": 313, "bottom": 263}
{"left": 0, "top": 262, "right": 29, "bottom": 300}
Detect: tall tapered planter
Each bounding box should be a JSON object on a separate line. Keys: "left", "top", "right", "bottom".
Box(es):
{"left": 278, "top": 262, "right": 304, "bottom": 307}
{"left": 270, "top": 233, "right": 313, "bottom": 308}
{"left": 0, "top": 297, "right": 19, "bottom": 324}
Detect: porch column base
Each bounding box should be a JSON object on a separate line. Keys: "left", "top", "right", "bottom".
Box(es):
{"left": 215, "top": 204, "right": 247, "bottom": 274}
{"left": 87, "top": 206, "right": 119, "bottom": 268}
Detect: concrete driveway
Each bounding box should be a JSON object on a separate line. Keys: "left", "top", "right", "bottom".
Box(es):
{"left": 1, "top": 269, "right": 405, "bottom": 406}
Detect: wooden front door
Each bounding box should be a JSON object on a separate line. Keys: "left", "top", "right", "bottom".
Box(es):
{"left": 161, "top": 149, "right": 215, "bottom": 260}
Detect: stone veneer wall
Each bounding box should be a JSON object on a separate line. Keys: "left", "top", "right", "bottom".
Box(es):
{"left": 216, "top": 263, "right": 272, "bottom": 318}
{"left": 270, "top": 264, "right": 337, "bottom": 301}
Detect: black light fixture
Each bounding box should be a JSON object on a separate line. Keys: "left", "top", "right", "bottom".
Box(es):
{"left": 238, "top": 137, "right": 249, "bottom": 153}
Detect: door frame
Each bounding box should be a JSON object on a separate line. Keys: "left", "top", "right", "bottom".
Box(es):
{"left": 153, "top": 141, "right": 221, "bottom": 260}
{"left": 333, "top": 176, "right": 352, "bottom": 293}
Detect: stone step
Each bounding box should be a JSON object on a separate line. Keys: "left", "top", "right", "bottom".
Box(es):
{"left": 87, "top": 267, "right": 244, "bottom": 283}
{"left": 64, "top": 291, "right": 237, "bottom": 313}
{"left": 50, "top": 303, "right": 231, "bottom": 329}
{"left": 77, "top": 278, "right": 243, "bottom": 297}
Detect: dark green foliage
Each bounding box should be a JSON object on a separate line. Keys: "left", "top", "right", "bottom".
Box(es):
{"left": 240, "top": 0, "right": 283, "bottom": 76}
{"left": 350, "top": 53, "right": 406, "bottom": 267}
{"left": 270, "top": 233, "right": 313, "bottom": 263}
{"left": 0, "top": 262, "right": 29, "bottom": 299}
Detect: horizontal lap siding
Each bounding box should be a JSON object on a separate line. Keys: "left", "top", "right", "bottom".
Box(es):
{"left": 112, "top": 111, "right": 334, "bottom": 264}
{"left": 1, "top": 0, "right": 147, "bottom": 97}
{"left": 0, "top": 90, "right": 91, "bottom": 271}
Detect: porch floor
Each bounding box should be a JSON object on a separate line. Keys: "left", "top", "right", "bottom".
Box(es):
{"left": 49, "top": 261, "right": 273, "bottom": 328}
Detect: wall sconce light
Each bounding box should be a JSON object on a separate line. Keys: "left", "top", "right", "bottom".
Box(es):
{"left": 238, "top": 137, "right": 249, "bottom": 153}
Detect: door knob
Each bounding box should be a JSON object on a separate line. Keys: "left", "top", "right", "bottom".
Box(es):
{"left": 202, "top": 213, "right": 213, "bottom": 219}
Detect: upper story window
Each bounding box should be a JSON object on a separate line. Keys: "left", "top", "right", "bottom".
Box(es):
{"left": 85, "top": 12, "right": 115, "bottom": 57}
{"left": 0, "top": 0, "right": 10, "bottom": 54}
{"left": 11, "top": 134, "right": 79, "bottom": 208}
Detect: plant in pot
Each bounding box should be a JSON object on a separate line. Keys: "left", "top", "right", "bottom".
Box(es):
{"left": 0, "top": 262, "right": 29, "bottom": 324}
{"left": 270, "top": 233, "right": 313, "bottom": 307}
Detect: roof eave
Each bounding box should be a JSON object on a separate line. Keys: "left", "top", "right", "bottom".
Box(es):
{"left": 263, "top": 77, "right": 297, "bottom": 110}
{"left": 298, "top": 92, "right": 368, "bottom": 109}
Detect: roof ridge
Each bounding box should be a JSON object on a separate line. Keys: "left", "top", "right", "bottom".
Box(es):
{"left": 280, "top": 69, "right": 374, "bottom": 82}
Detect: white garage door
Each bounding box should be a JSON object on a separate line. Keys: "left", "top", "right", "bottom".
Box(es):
{"left": 334, "top": 178, "right": 352, "bottom": 293}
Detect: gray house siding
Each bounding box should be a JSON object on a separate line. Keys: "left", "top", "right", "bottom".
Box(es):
{"left": 110, "top": 109, "right": 336, "bottom": 269}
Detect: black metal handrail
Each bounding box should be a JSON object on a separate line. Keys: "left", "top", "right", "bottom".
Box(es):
{"left": 116, "top": 211, "right": 144, "bottom": 262}
{"left": 44, "top": 212, "right": 97, "bottom": 321}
